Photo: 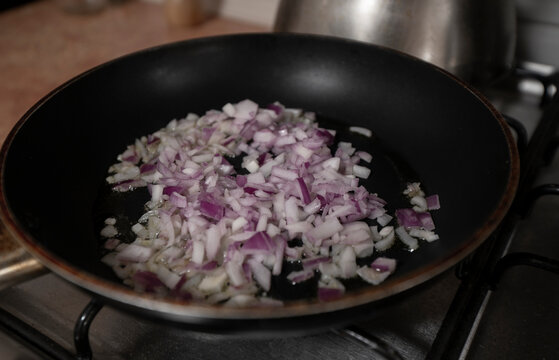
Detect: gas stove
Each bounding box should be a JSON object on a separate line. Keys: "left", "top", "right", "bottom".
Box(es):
{"left": 0, "top": 63, "right": 557, "bottom": 360}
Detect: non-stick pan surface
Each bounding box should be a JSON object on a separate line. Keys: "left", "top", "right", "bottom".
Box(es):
{"left": 0, "top": 34, "right": 518, "bottom": 333}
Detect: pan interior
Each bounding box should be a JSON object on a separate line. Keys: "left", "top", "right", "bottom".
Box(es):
{"left": 1, "top": 34, "right": 515, "bottom": 319}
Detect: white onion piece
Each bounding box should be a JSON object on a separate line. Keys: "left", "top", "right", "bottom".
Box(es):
{"left": 411, "top": 195, "right": 428, "bottom": 212}
{"left": 247, "top": 258, "right": 271, "bottom": 292}
{"left": 338, "top": 246, "right": 357, "bottom": 278}
{"left": 374, "top": 234, "right": 395, "bottom": 251}
{"left": 287, "top": 269, "right": 315, "bottom": 284}
{"left": 355, "top": 151, "right": 372, "bottom": 163}
{"left": 191, "top": 240, "right": 205, "bottom": 264}
{"left": 100, "top": 225, "right": 118, "bottom": 238}
{"left": 349, "top": 126, "right": 372, "bottom": 137}
{"left": 231, "top": 217, "right": 248, "bottom": 233}
{"left": 376, "top": 213, "right": 393, "bottom": 227}
{"left": 353, "top": 241, "right": 375, "bottom": 257}
{"left": 409, "top": 228, "right": 440, "bottom": 242}
{"left": 198, "top": 271, "right": 228, "bottom": 293}
{"left": 357, "top": 266, "right": 391, "bottom": 285}
{"left": 353, "top": 165, "right": 371, "bottom": 179}
{"left": 395, "top": 226, "right": 419, "bottom": 251}
{"left": 115, "top": 244, "right": 154, "bottom": 262}
{"left": 306, "top": 218, "right": 344, "bottom": 244}
{"left": 371, "top": 257, "right": 397, "bottom": 273}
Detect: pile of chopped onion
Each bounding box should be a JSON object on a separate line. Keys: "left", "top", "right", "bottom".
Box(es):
{"left": 100, "top": 100, "right": 440, "bottom": 306}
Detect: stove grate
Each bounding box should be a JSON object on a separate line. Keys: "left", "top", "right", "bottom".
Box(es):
{"left": 427, "top": 69, "right": 559, "bottom": 360}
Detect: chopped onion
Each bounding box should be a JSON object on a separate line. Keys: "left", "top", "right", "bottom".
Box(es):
{"left": 426, "top": 194, "right": 441, "bottom": 210}
{"left": 355, "top": 151, "right": 372, "bottom": 163}
{"left": 411, "top": 195, "right": 428, "bottom": 212}
{"left": 115, "top": 244, "right": 154, "bottom": 262}
{"left": 371, "top": 257, "right": 397, "bottom": 273}
{"left": 317, "top": 276, "right": 345, "bottom": 301}
{"left": 287, "top": 269, "right": 315, "bottom": 284}
{"left": 357, "top": 266, "right": 391, "bottom": 285}
{"left": 306, "top": 218, "right": 344, "bottom": 244}
{"left": 409, "top": 228, "right": 440, "bottom": 242}
{"left": 395, "top": 226, "right": 419, "bottom": 251}
{"left": 101, "top": 100, "right": 441, "bottom": 306}
{"left": 353, "top": 164, "right": 371, "bottom": 179}
{"left": 349, "top": 126, "right": 372, "bottom": 137}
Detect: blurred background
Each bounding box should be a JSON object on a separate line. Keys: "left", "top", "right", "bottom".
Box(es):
{"left": 0, "top": 0, "right": 278, "bottom": 144}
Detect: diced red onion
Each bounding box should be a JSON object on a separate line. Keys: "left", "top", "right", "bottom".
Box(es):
{"left": 306, "top": 218, "right": 344, "bottom": 244}
{"left": 103, "top": 238, "right": 120, "bottom": 250}
{"left": 356, "top": 266, "right": 391, "bottom": 285}
{"left": 116, "top": 244, "right": 154, "bottom": 262}
{"left": 418, "top": 212, "right": 436, "bottom": 231}
{"left": 395, "top": 208, "right": 422, "bottom": 228}
{"left": 426, "top": 194, "right": 441, "bottom": 210}
{"left": 395, "top": 226, "right": 419, "bottom": 251}
{"left": 205, "top": 225, "right": 221, "bottom": 260}
{"left": 409, "top": 228, "right": 439, "bottom": 242}
{"left": 169, "top": 192, "right": 187, "bottom": 208}
{"left": 287, "top": 269, "right": 315, "bottom": 284}
{"left": 302, "top": 256, "right": 330, "bottom": 270}
{"left": 371, "top": 257, "right": 397, "bottom": 273}
{"left": 349, "top": 126, "right": 372, "bottom": 137}
{"left": 352, "top": 165, "right": 371, "bottom": 179}
{"left": 338, "top": 246, "right": 357, "bottom": 278}
{"left": 133, "top": 271, "right": 165, "bottom": 292}
{"left": 102, "top": 100, "right": 441, "bottom": 306}
{"left": 247, "top": 258, "right": 271, "bottom": 291}
{"left": 200, "top": 200, "right": 224, "bottom": 221}
{"left": 355, "top": 151, "right": 372, "bottom": 163}
{"left": 242, "top": 231, "right": 275, "bottom": 254}
{"left": 411, "top": 195, "right": 428, "bottom": 212}
{"left": 296, "top": 177, "right": 312, "bottom": 205}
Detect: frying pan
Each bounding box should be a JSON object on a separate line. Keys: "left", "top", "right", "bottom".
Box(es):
{"left": 0, "top": 33, "right": 518, "bottom": 335}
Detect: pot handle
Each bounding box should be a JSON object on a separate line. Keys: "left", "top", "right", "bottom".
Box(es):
{"left": 0, "top": 222, "right": 47, "bottom": 291}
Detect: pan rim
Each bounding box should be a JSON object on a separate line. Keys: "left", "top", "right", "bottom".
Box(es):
{"left": 0, "top": 32, "right": 520, "bottom": 321}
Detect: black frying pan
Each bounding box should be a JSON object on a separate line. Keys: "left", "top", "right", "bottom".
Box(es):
{"left": 0, "top": 33, "right": 518, "bottom": 335}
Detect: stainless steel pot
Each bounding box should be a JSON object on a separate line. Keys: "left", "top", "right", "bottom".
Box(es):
{"left": 274, "top": 0, "right": 517, "bottom": 85}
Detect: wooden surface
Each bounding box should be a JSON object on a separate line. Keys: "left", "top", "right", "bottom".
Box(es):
{"left": 0, "top": 0, "right": 267, "bottom": 144}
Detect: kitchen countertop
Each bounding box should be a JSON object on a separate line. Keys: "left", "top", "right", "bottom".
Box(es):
{"left": 0, "top": 0, "right": 267, "bottom": 145}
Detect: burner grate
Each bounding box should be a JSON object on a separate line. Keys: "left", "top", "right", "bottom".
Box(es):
{"left": 0, "top": 306, "right": 74, "bottom": 360}
{"left": 427, "top": 69, "right": 559, "bottom": 360}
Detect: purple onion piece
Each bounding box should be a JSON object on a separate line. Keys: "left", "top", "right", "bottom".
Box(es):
{"left": 140, "top": 163, "right": 157, "bottom": 174}
{"left": 163, "top": 185, "right": 183, "bottom": 196}
{"left": 317, "top": 287, "right": 344, "bottom": 301}
{"left": 302, "top": 256, "right": 330, "bottom": 269}
{"left": 296, "top": 177, "right": 312, "bottom": 205}
{"left": 244, "top": 186, "right": 257, "bottom": 195}
{"left": 147, "top": 135, "right": 159, "bottom": 145}
{"left": 243, "top": 231, "right": 275, "bottom": 252}
{"left": 266, "top": 103, "right": 283, "bottom": 115}
{"left": 200, "top": 200, "right": 224, "bottom": 221}
{"left": 133, "top": 271, "right": 165, "bottom": 292}
{"left": 418, "top": 212, "right": 436, "bottom": 231}
{"left": 236, "top": 175, "right": 247, "bottom": 187}
{"left": 426, "top": 194, "right": 441, "bottom": 210}
{"left": 314, "top": 129, "right": 334, "bottom": 145}
{"left": 395, "top": 208, "right": 422, "bottom": 228}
